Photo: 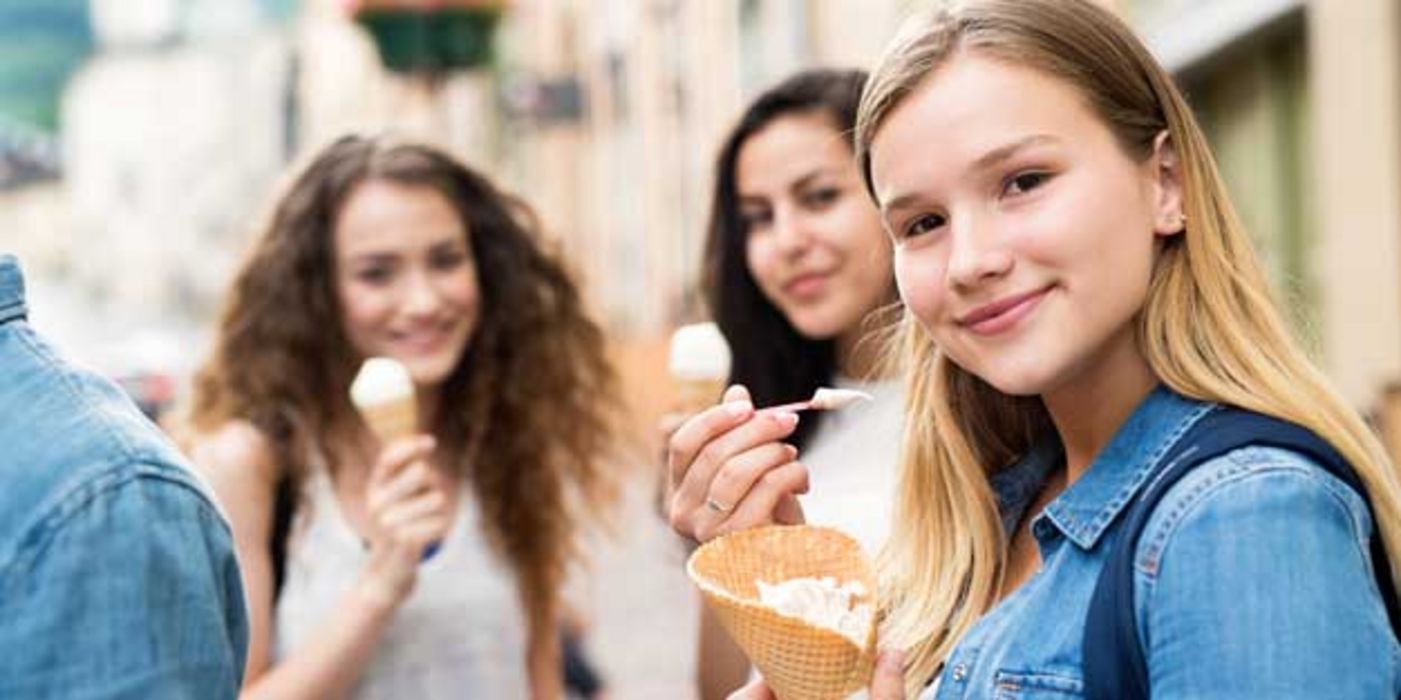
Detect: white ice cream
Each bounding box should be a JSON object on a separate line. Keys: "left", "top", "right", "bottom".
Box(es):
{"left": 809, "top": 387, "right": 874, "bottom": 410}
{"left": 668, "top": 322, "right": 732, "bottom": 381}
{"left": 756, "top": 576, "right": 873, "bottom": 646}
{"left": 350, "top": 357, "right": 415, "bottom": 408}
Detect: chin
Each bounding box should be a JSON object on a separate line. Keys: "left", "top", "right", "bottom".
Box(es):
{"left": 788, "top": 308, "right": 860, "bottom": 342}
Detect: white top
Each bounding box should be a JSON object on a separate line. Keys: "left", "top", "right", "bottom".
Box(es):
{"left": 799, "top": 375, "right": 905, "bottom": 556}
{"left": 274, "top": 469, "right": 530, "bottom": 699}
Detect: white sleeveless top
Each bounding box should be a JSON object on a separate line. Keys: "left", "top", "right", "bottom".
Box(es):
{"left": 273, "top": 469, "right": 530, "bottom": 698}
{"left": 799, "top": 375, "right": 905, "bottom": 555}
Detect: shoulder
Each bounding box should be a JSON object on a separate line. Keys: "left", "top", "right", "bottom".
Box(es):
{"left": 1137, "top": 446, "right": 1373, "bottom": 577}
{"left": 188, "top": 420, "right": 280, "bottom": 485}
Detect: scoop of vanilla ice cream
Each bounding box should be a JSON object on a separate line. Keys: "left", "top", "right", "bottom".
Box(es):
{"left": 350, "top": 357, "right": 415, "bottom": 408}
{"left": 668, "top": 322, "right": 732, "bottom": 381}
{"left": 756, "top": 576, "right": 873, "bottom": 646}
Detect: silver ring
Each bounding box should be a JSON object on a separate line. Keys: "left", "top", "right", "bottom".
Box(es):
{"left": 705, "top": 498, "right": 732, "bottom": 514}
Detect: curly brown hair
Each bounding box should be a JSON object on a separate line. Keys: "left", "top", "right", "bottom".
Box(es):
{"left": 188, "top": 134, "right": 620, "bottom": 639}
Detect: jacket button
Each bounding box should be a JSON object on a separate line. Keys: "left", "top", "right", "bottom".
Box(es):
{"left": 951, "top": 663, "right": 968, "bottom": 681}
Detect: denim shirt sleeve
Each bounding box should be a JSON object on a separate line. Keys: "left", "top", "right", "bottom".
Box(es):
{"left": 1134, "top": 446, "right": 1401, "bottom": 698}
{"left": 0, "top": 465, "right": 250, "bottom": 699}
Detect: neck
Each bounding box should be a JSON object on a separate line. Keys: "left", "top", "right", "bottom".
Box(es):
{"left": 1041, "top": 327, "right": 1157, "bottom": 486}
{"left": 835, "top": 323, "right": 889, "bottom": 381}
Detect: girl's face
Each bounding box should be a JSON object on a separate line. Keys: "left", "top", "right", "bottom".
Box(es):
{"left": 335, "top": 180, "right": 480, "bottom": 389}
{"left": 738, "top": 112, "right": 894, "bottom": 343}
{"left": 870, "top": 54, "right": 1183, "bottom": 397}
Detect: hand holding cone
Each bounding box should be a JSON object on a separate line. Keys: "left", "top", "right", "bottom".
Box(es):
{"left": 687, "top": 525, "right": 878, "bottom": 700}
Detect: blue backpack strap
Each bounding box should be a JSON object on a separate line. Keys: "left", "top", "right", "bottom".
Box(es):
{"left": 1082, "top": 408, "right": 1400, "bottom": 700}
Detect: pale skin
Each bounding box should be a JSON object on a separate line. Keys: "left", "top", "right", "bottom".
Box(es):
{"left": 704, "top": 52, "right": 1186, "bottom": 698}
{"left": 194, "top": 181, "right": 561, "bottom": 699}
{"left": 672, "top": 112, "right": 895, "bottom": 698}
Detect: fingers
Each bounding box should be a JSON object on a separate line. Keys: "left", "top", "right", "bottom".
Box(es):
{"left": 370, "top": 435, "right": 436, "bottom": 484}
{"left": 667, "top": 414, "right": 802, "bottom": 541}
{"left": 675, "top": 410, "right": 799, "bottom": 500}
{"left": 726, "top": 678, "right": 775, "bottom": 700}
{"left": 367, "top": 461, "right": 438, "bottom": 513}
{"left": 705, "top": 461, "right": 810, "bottom": 540}
{"left": 869, "top": 649, "right": 907, "bottom": 700}
{"left": 667, "top": 397, "right": 756, "bottom": 489}
{"left": 703, "top": 442, "right": 799, "bottom": 514}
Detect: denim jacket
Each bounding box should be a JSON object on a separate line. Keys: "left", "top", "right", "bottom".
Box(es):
{"left": 0, "top": 255, "right": 248, "bottom": 698}
{"left": 928, "top": 386, "right": 1400, "bottom": 698}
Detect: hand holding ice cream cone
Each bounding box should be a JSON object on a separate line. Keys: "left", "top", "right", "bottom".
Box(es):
{"left": 351, "top": 357, "right": 446, "bottom": 572}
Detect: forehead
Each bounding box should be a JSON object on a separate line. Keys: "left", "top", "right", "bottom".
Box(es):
{"left": 334, "top": 180, "right": 467, "bottom": 253}
{"left": 736, "top": 112, "right": 854, "bottom": 194}
{"left": 869, "top": 53, "right": 1110, "bottom": 200}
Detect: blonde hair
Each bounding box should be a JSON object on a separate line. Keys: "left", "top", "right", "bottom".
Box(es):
{"left": 854, "top": 0, "right": 1401, "bottom": 693}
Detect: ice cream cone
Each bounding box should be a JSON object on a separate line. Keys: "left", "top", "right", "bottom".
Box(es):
{"left": 668, "top": 322, "right": 731, "bottom": 414}
{"left": 350, "top": 357, "right": 419, "bottom": 441}
{"left": 687, "top": 525, "right": 877, "bottom": 700}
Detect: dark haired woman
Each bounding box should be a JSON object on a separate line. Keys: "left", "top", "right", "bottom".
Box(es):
{"left": 670, "top": 68, "right": 904, "bottom": 698}
{"left": 186, "top": 135, "right": 619, "bottom": 699}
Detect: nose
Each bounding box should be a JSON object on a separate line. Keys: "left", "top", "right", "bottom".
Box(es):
{"left": 399, "top": 270, "right": 442, "bottom": 317}
{"left": 946, "top": 214, "right": 1013, "bottom": 289}
{"left": 770, "top": 204, "right": 814, "bottom": 257}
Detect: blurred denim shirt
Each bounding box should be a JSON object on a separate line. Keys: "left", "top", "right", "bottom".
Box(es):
{"left": 0, "top": 255, "right": 248, "bottom": 698}
{"left": 927, "top": 386, "right": 1401, "bottom": 699}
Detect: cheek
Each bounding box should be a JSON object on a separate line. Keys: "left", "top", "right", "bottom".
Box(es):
{"left": 445, "top": 266, "right": 482, "bottom": 310}
{"left": 338, "top": 280, "right": 392, "bottom": 339}
{"left": 894, "top": 247, "right": 946, "bottom": 329}
{"left": 745, "top": 237, "right": 777, "bottom": 289}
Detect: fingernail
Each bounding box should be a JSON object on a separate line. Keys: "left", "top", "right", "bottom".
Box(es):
{"left": 784, "top": 444, "right": 798, "bottom": 459}
{"left": 725, "top": 400, "right": 753, "bottom": 417}
{"left": 773, "top": 412, "right": 799, "bottom": 428}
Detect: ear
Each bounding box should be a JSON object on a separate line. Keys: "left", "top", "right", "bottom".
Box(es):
{"left": 1148, "top": 131, "right": 1186, "bottom": 238}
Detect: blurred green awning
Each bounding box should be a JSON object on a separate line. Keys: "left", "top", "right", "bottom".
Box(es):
{"left": 349, "top": 0, "right": 508, "bottom": 73}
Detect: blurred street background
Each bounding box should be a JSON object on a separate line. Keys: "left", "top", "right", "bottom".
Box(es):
{"left": 3, "top": 0, "right": 1401, "bottom": 697}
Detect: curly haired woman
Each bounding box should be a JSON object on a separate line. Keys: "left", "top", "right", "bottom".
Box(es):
{"left": 185, "top": 135, "right": 620, "bottom": 699}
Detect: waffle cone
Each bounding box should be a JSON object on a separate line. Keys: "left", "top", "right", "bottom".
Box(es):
{"left": 358, "top": 397, "right": 418, "bottom": 441}
{"left": 687, "top": 525, "right": 877, "bottom": 700}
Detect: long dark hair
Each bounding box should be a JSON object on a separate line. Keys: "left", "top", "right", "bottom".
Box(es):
{"left": 189, "top": 134, "right": 620, "bottom": 642}
{"left": 702, "top": 68, "right": 868, "bottom": 448}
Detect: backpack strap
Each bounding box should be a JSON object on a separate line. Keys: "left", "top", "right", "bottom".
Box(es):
{"left": 1082, "top": 408, "right": 1400, "bottom": 700}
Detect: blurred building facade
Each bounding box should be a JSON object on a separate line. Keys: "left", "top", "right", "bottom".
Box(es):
{"left": 1128, "top": 0, "right": 1401, "bottom": 416}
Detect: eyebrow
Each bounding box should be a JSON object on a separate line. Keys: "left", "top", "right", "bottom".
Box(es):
{"left": 739, "top": 167, "right": 839, "bottom": 205}
{"left": 880, "top": 134, "right": 1059, "bottom": 214}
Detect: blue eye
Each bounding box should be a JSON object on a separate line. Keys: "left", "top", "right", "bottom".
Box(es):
{"left": 1004, "top": 171, "right": 1050, "bottom": 196}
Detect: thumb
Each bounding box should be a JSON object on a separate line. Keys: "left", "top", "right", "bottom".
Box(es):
{"left": 726, "top": 677, "right": 775, "bottom": 700}
{"left": 723, "top": 384, "right": 752, "bottom": 404}
{"left": 774, "top": 493, "right": 805, "bottom": 525}
{"left": 870, "top": 649, "right": 907, "bottom": 700}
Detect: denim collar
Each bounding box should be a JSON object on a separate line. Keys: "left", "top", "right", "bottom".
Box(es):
{"left": 1029, "top": 386, "right": 1213, "bottom": 550}
{"left": 0, "top": 254, "right": 26, "bottom": 325}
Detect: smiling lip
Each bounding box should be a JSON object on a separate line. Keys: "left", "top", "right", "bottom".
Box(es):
{"left": 783, "top": 272, "right": 831, "bottom": 300}
{"left": 393, "top": 326, "right": 453, "bottom": 354}
{"left": 957, "top": 286, "right": 1052, "bottom": 336}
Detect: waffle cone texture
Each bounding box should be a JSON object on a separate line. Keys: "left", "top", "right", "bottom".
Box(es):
{"left": 359, "top": 398, "right": 417, "bottom": 441}
{"left": 687, "top": 525, "right": 877, "bottom": 700}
